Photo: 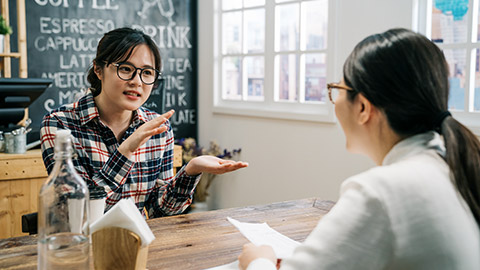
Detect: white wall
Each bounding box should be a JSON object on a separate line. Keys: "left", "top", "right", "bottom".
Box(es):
{"left": 197, "top": 0, "right": 415, "bottom": 209}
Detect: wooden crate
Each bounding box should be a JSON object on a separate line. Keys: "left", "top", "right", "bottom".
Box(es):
{"left": 0, "top": 149, "right": 47, "bottom": 239}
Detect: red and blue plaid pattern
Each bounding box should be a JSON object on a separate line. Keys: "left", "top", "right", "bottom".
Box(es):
{"left": 40, "top": 91, "right": 200, "bottom": 218}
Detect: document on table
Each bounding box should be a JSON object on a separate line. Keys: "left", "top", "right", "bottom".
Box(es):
{"left": 227, "top": 217, "right": 300, "bottom": 258}
{"left": 204, "top": 217, "right": 301, "bottom": 270}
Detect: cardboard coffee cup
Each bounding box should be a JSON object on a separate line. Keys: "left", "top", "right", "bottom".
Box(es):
{"left": 89, "top": 185, "right": 107, "bottom": 224}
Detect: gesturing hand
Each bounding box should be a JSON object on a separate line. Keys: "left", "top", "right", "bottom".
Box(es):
{"left": 184, "top": 155, "right": 249, "bottom": 176}
{"left": 118, "top": 110, "right": 175, "bottom": 159}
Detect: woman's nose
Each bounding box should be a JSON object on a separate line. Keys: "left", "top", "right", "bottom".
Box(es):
{"left": 130, "top": 70, "right": 143, "bottom": 85}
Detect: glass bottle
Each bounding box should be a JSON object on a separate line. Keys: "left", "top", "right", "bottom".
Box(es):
{"left": 37, "top": 129, "right": 90, "bottom": 270}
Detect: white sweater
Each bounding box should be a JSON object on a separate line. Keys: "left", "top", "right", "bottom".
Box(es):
{"left": 248, "top": 131, "right": 480, "bottom": 270}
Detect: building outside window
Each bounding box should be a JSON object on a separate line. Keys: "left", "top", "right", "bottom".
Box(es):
{"left": 417, "top": 0, "right": 480, "bottom": 133}
{"left": 215, "top": 0, "right": 335, "bottom": 122}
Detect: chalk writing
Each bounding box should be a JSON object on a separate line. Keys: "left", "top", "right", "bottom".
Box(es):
{"left": 24, "top": 0, "right": 197, "bottom": 140}
{"left": 34, "top": 0, "right": 119, "bottom": 10}
{"left": 39, "top": 17, "right": 114, "bottom": 35}
{"left": 132, "top": 25, "right": 192, "bottom": 49}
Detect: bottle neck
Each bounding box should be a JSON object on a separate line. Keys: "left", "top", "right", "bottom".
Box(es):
{"left": 53, "top": 140, "right": 72, "bottom": 161}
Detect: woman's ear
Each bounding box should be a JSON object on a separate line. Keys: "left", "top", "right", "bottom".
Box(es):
{"left": 93, "top": 62, "right": 103, "bottom": 81}
{"left": 356, "top": 94, "right": 374, "bottom": 125}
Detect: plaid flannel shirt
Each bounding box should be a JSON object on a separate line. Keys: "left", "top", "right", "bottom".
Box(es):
{"left": 40, "top": 90, "right": 201, "bottom": 218}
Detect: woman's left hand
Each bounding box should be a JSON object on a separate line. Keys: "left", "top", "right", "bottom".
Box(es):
{"left": 184, "top": 155, "right": 248, "bottom": 176}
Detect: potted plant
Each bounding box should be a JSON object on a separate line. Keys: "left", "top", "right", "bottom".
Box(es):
{"left": 0, "top": 15, "right": 12, "bottom": 53}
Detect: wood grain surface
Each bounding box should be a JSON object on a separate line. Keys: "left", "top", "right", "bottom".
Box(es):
{"left": 0, "top": 149, "right": 47, "bottom": 239}
{"left": 92, "top": 227, "right": 148, "bottom": 270}
{"left": 0, "top": 198, "right": 334, "bottom": 270}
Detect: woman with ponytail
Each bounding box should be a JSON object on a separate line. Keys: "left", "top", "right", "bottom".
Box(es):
{"left": 239, "top": 28, "right": 480, "bottom": 269}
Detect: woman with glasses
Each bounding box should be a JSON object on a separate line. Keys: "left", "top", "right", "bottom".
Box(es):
{"left": 239, "top": 28, "right": 480, "bottom": 269}
{"left": 41, "top": 27, "right": 248, "bottom": 218}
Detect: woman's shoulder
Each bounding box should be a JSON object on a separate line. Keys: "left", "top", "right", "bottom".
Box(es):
{"left": 44, "top": 92, "right": 96, "bottom": 121}
{"left": 342, "top": 150, "right": 449, "bottom": 194}
{"left": 44, "top": 102, "right": 78, "bottom": 121}
{"left": 43, "top": 96, "right": 91, "bottom": 126}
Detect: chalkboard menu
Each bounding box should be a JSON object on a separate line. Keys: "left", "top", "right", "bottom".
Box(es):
{"left": 15, "top": 0, "right": 197, "bottom": 141}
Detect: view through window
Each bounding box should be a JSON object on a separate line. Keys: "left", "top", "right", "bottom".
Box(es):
{"left": 428, "top": 0, "right": 480, "bottom": 112}
{"left": 217, "top": 0, "right": 332, "bottom": 121}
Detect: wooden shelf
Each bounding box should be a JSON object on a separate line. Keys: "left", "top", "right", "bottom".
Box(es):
{"left": 0, "top": 52, "right": 21, "bottom": 58}
{"left": 1, "top": 0, "right": 27, "bottom": 78}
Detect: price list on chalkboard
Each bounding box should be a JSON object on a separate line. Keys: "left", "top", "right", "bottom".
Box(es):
{"left": 19, "top": 0, "right": 197, "bottom": 140}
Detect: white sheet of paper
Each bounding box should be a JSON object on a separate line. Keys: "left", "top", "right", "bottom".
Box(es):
{"left": 227, "top": 217, "right": 300, "bottom": 258}
{"left": 203, "top": 217, "right": 301, "bottom": 270}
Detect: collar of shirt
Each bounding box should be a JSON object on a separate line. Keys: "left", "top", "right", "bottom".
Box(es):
{"left": 77, "top": 89, "right": 149, "bottom": 127}
{"left": 382, "top": 131, "right": 446, "bottom": 166}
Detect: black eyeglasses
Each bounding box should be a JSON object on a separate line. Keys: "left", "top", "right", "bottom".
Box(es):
{"left": 326, "top": 82, "right": 354, "bottom": 104}
{"left": 111, "top": 62, "right": 161, "bottom": 85}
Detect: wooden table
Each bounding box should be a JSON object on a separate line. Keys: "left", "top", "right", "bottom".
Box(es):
{"left": 0, "top": 198, "right": 335, "bottom": 270}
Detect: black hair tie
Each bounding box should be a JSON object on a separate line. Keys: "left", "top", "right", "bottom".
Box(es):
{"left": 433, "top": 111, "right": 451, "bottom": 131}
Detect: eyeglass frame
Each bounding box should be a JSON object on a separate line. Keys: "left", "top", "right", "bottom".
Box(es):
{"left": 109, "top": 62, "right": 162, "bottom": 85}
{"left": 326, "top": 82, "right": 354, "bottom": 104}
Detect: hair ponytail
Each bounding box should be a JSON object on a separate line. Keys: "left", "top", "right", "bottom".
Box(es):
{"left": 441, "top": 117, "right": 480, "bottom": 224}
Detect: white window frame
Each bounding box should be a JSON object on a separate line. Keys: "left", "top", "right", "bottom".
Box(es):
{"left": 213, "top": 0, "right": 337, "bottom": 123}
{"left": 414, "top": 0, "right": 480, "bottom": 134}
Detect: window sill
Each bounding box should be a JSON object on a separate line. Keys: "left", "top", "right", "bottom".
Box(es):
{"left": 212, "top": 104, "right": 336, "bottom": 123}
{"left": 211, "top": 107, "right": 480, "bottom": 135}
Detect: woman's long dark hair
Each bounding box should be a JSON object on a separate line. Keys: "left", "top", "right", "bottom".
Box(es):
{"left": 343, "top": 28, "right": 480, "bottom": 224}
{"left": 87, "top": 27, "right": 161, "bottom": 96}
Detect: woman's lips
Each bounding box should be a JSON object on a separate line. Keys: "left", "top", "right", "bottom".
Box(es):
{"left": 124, "top": 91, "right": 141, "bottom": 100}
{"left": 124, "top": 91, "right": 140, "bottom": 97}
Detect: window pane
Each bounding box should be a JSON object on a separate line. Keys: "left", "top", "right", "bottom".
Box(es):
{"left": 431, "top": 0, "right": 468, "bottom": 43}
{"left": 244, "top": 9, "right": 265, "bottom": 53}
{"left": 276, "top": 4, "right": 299, "bottom": 51}
{"left": 244, "top": 0, "right": 264, "bottom": 8}
{"left": 444, "top": 49, "right": 466, "bottom": 110}
{"left": 276, "top": 0, "right": 294, "bottom": 2}
{"left": 276, "top": 54, "right": 299, "bottom": 102}
{"left": 223, "top": 12, "right": 242, "bottom": 54}
{"left": 244, "top": 56, "right": 265, "bottom": 101}
{"left": 301, "top": 0, "right": 328, "bottom": 50}
{"left": 223, "top": 0, "right": 242, "bottom": 10}
{"left": 304, "top": 53, "right": 326, "bottom": 102}
{"left": 474, "top": 49, "right": 480, "bottom": 111}
{"left": 223, "top": 57, "right": 242, "bottom": 100}
{"left": 477, "top": 1, "right": 480, "bottom": 41}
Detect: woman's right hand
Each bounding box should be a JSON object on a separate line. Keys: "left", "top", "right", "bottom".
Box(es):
{"left": 238, "top": 243, "right": 277, "bottom": 270}
{"left": 118, "top": 110, "right": 175, "bottom": 159}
